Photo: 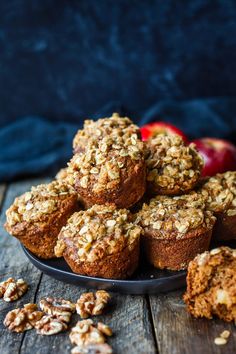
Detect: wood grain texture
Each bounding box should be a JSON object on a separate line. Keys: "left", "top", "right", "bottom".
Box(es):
{"left": 20, "top": 274, "right": 157, "bottom": 354}
{"left": 149, "top": 290, "right": 236, "bottom": 354}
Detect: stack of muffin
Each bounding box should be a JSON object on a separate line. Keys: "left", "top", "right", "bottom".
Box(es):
{"left": 5, "top": 113, "right": 236, "bottom": 279}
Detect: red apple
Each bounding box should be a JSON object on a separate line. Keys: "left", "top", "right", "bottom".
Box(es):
{"left": 192, "top": 138, "right": 236, "bottom": 177}
{"left": 140, "top": 121, "right": 188, "bottom": 142}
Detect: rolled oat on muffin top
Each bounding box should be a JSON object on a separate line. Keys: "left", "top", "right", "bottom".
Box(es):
{"left": 137, "top": 193, "right": 215, "bottom": 239}
{"left": 145, "top": 134, "right": 203, "bottom": 196}
{"left": 55, "top": 204, "right": 142, "bottom": 279}
{"left": 68, "top": 131, "right": 146, "bottom": 208}
{"left": 73, "top": 112, "right": 140, "bottom": 153}
{"left": 5, "top": 181, "right": 78, "bottom": 259}
{"left": 198, "top": 173, "right": 235, "bottom": 214}
{"left": 198, "top": 172, "right": 236, "bottom": 241}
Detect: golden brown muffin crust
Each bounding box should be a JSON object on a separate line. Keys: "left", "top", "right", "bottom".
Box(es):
{"left": 5, "top": 181, "right": 78, "bottom": 258}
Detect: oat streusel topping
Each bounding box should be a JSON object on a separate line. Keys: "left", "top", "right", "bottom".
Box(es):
{"left": 69, "top": 129, "right": 144, "bottom": 193}
{"left": 55, "top": 205, "right": 141, "bottom": 262}
{"left": 6, "top": 181, "right": 75, "bottom": 226}
{"left": 146, "top": 134, "right": 203, "bottom": 191}
{"left": 199, "top": 172, "right": 236, "bottom": 213}
{"left": 137, "top": 193, "right": 215, "bottom": 239}
{"left": 0, "top": 277, "right": 28, "bottom": 302}
{"left": 73, "top": 112, "right": 140, "bottom": 152}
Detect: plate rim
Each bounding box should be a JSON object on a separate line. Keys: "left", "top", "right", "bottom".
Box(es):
{"left": 22, "top": 245, "right": 186, "bottom": 285}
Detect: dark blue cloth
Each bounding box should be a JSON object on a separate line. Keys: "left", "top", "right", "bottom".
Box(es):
{"left": 1, "top": 98, "right": 236, "bottom": 182}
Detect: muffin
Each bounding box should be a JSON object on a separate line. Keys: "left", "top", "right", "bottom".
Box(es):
{"left": 198, "top": 172, "right": 236, "bottom": 241}
{"left": 137, "top": 193, "right": 216, "bottom": 270}
{"left": 145, "top": 134, "right": 203, "bottom": 196}
{"left": 55, "top": 167, "right": 69, "bottom": 182}
{"left": 183, "top": 247, "right": 236, "bottom": 322}
{"left": 5, "top": 181, "right": 78, "bottom": 259}
{"left": 67, "top": 132, "right": 146, "bottom": 209}
{"left": 55, "top": 204, "right": 142, "bottom": 279}
{"left": 73, "top": 112, "right": 140, "bottom": 153}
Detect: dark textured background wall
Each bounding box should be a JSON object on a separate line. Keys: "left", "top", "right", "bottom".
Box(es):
{"left": 0, "top": 0, "right": 236, "bottom": 126}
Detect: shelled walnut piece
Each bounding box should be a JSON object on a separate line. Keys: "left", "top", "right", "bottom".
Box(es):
{"left": 0, "top": 277, "right": 28, "bottom": 302}
{"left": 76, "top": 291, "right": 110, "bottom": 319}
{"left": 146, "top": 134, "right": 203, "bottom": 195}
{"left": 70, "top": 319, "right": 112, "bottom": 347}
{"left": 35, "top": 314, "right": 68, "bottom": 335}
{"left": 4, "top": 303, "right": 43, "bottom": 333}
{"left": 39, "top": 297, "right": 76, "bottom": 322}
{"left": 71, "top": 343, "right": 113, "bottom": 354}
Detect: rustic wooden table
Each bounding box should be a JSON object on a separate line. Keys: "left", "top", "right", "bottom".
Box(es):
{"left": 0, "top": 178, "right": 235, "bottom": 354}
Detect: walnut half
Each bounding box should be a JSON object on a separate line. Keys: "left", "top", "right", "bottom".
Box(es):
{"left": 76, "top": 290, "right": 110, "bottom": 319}
{"left": 70, "top": 319, "right": 112, "bottom": 349}
{"left": 4, "top": 303, "right": 43, "bottom": 333}
{"left": 39, "top": 297, "right": 76, "bottom": 323}
{"left": 0, "top": 277, "right": 28, "bottom": 302}
{"left": 35, "top": 314, "right": 68, "bottom": 335}
{"left": 71, "top": 343, "right": 113, "bottom": 354}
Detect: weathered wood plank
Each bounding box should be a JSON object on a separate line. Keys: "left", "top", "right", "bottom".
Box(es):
{"left": 20, "top": 274, "right": 157, "bottom": 354}
{"left": 0, "top": 178, "right": 50, "bottom": 268}
{"left": 149, "top": 290, "right": 236, "bottom": 354}
{"left": 0, "top": 264, "right": 42, "bottom": 354}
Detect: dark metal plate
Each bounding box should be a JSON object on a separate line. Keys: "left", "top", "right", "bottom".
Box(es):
{"left": 22, "top": 245, "right": 186, "bottom": 294}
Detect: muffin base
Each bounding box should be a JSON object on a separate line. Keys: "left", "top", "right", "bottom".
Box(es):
{"left": 63, "top": 241, "right": 140, "bottom": 279}
{"left": 143, "top": 228, "right": 213, "bottom": 271}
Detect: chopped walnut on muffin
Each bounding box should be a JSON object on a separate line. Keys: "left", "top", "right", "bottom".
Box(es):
{"left": 73, "top": 112, "right": 141, "bottom": 154}
{"left": 198, "top": 171, "right": 236, "bottom": 241}
{"left": 145, "top": 134, "right": 203, "bottom": 196}
{"left": 68, "top": 127, "right": 146, "bottom": 209}
{"left": 137, "top": 193, "right": 216, "bottom": 270}
{"left": 5, "top": 181, "right": 79, "bottom": 259}
{"left": 55, "top": 204, "right": 142, "bottom": 279}
{"left": 184, "top": 247, "right": 236, "bottom": 322}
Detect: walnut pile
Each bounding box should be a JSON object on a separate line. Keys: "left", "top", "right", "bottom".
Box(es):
{"left": 4, "top": 303, "right": 43, "bottom": 333}
{"left": 70, "top": 319, "right": 112, "bottom": 347}
{"left": 71, "top": 343, "right": 113, "bottom": 354}
{"left": 55, "top": 204, "right": 141, "bottom": 262}
{"left": 76, "top": 290, "right": 110, "bottom": 319}
{"left": 0, "top": 277, "right": 28, "bottom": 302}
